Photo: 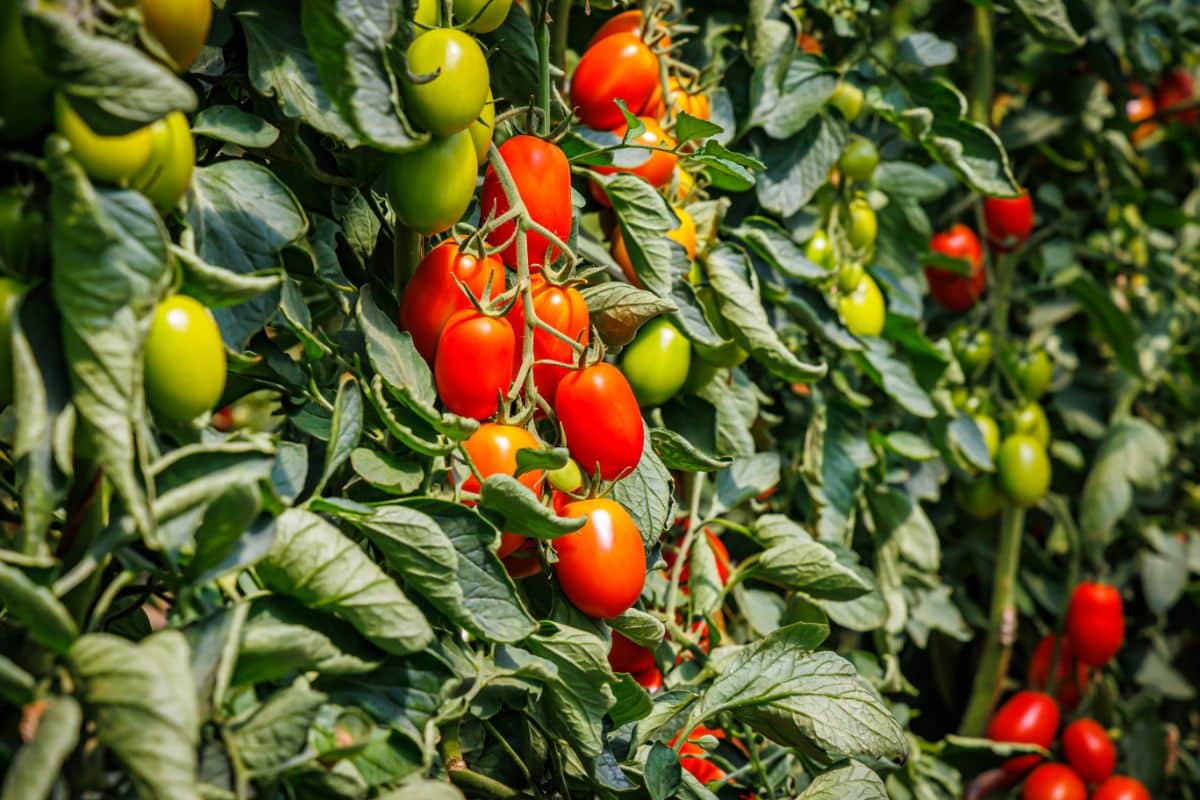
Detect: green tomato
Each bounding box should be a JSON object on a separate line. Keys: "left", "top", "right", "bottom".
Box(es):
{"left": 403, "top": 28, "right": 490, "bottom": 137}
{"left": 621, "top": 317, "right": 691, "bottom": 407}
{"left": 55, "top": 94, "right": 157, "bottom": 185}
{"left": 1014, "top": 349, "right": 1053, "bottom": 399}
{"left": 386, "top": 130, "right": 478, "bottom": 234}
{"left": 0, "top": 276, "right": 25, "bottom": 406}
{"left": 0, "top": 187, "right": 45, "bottom": 273}
{"left": 547, "top": 458, "right": 583, "bottom": 493}
{"left": 691, "top": 286, "right": 748, "bottom": 368}
{"left": 845, "top": 196, "right": 876, "bottom": 251}
{"left": 838, "top": 136, "right": 879, "bottom": 182}
{"left": 996, "top": 434, "right": 1051, "bottom": 507}
{"left": 1008, "top": 401, "right": 1050, "bottom": 447}
{"left": 454, "top": 0, "right": 513, "bottom": 33}
{"left": 133, "top": 111, "right": 195, "bottom": 211}
{"left": 468, "top": 90, "right": 495, "bottom": 165}
{"left": 951, "top": 386, "right": 986, "bottom": 415}
{"left": 956, "top": 475, "right": 1002, "bottom": 519}
{"left": 973, "top": 414, "right": 1000, "bottom": 460}
{"left": 950, "top": 326, "right": 993, "bottom": 376}
{"left": 838, "top": 273, "right": 885, "bottom": 337}
{"left": 804, "top": 229, "right": 834, "bottom": 269}
{"left": 144, "top": 295, "right": 227, "bottom": 423}
{"left": 829, "top": 81, "right": 865, "bottom": 122}
{"left": 836, "top": 261, "right": 864, "bottom": 293}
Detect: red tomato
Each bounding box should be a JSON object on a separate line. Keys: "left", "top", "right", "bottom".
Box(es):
{"left": 461, "top": 423, "right": 544, "bottom": 557}
{"left": 633, "top": 665, "right": 662, "bottom": 693}
{"left": 1092, "top": 776, "right": 1151, "bottom": 800}
{"left": 590, "top": 116, "right": 677, "bottom": 208}
{"left": 1021, "top": 764, "right": 1086, "bottom": 800}
{"left": 570, "top": 33, "right": 660, "bottom": 131}
{"left": 1066, "top": 582, "right": 1124, "bottom": 667}
{"left": 1126, "top": 82, "right": 1158, "bottom": 144}
{"left": 663, "top": 528, "right": 733, "bottom": 587}
{"left": 1155, "top": 69, "right": 1196, "bottom": 124}
{"left": 925, "top": 224, "right": 986, "bottom": 312}
{"left": 984, "top": 189, "right": 1034, "bottom": 252}
{"left": 479, "top": 135, "right": 573, "bottom": 270}
{"left": 506, "top": 274, "right": 590, "bottom": 405}
{"left": 501, "top": 539, "right": 543, "bottom": 578}
{"left": 399, "top": 241, "right": 505, "bottom": 363}
{"left": 1027, "top": 635, "right": 1089, "bottom": 709}
{"left": 554, "top": 363, "right": 644, "bottom": 481}
{"left": 987, "top": 691, "right": 1061, "bottom": 775}
{"left": 588, "top": 9, "right": 670, "bottom": 49}
{"left": 434, "top": 310, "right": 515, "bottom": 420}
{"left": 670, "top": 726, "right": 728, "bottom": 785}
{"left": 1062, "top": 719, "right": 1116, "bottom": 784}
{"left": 553, "top": 498, "right": 646, "bottom": 618}
{"left": 796, "top": 32, "right": 823, "bottom": 54}
{"left": 609, "top": 630, "right": 655, "bottom": 673}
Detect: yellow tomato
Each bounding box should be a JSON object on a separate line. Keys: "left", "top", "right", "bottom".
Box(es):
{"left": 55, "top": 95, "right": 156, "bottom": 185}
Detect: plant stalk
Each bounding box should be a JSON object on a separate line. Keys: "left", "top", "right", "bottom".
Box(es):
{"left": 969, "top": 3, "right": 993, "bottom": 126}
{"left": 536, "top": 0, "right": 552, "bottom": 135}
{"left": 393, "top": 227, "right": 422, "bottom": 301}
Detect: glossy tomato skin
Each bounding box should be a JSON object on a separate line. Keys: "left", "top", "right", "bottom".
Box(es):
{"left": 996, "top": 434, "right": 1051, "bottom": 507}
{"left": 144, "top": 295, "right": 227, "bottom": 423}
{"left": 1027, "top": 634, "right": 1089, "bottom": 709}
{"left": 609, "top": 630, "right": 655, "bottom": 673}
{"left": 453, "top": 0, "right": 512, "bottom": 33}
{"left": 434, "top": 310, "right": 515, "bottom": 420}
{"left": 507, "top": 274, "right": 589, "bottom": 405}
{"left": 403, "top": 29, "right": 490, "bottom": 136}
{"left": 141, "top": 0, "right": 212, "bottom": 72}
{"left": 588, "top": 9, "right": 668, "bottom": 48}
{"left": 469, "top": 90, "right": 495, "bottom": 163}
{"left": 55, "top": 95, "right": 156, "bottom": 185}
{"left": 1009, "top": 401, "right": 1050, "bottom": 448}
{"left": 838, "top": 273, "right": 886, "bottom": 337}
{"left": 950, "top": 326, "right": 993, "bottom": 376}
{"left": 839, "top": 136, "right": 879, "bottom": 181}
{"left": 570, "top": 33, "right": 659, "bottom": 131}
{"left": 974, "top": 414, "right": 1001, "bottom": 459}
{"left": 846, "top": 196, "right": 877, "bottom": 251}
{"left": 987, "top": 690, "right": 1061, "bottom": 775}
{"left": 593, "top": 116, "right": 677, "bottom": 191}
{"left": 633, "top": 666, "right": 663, "bottom": 693}
{"left": 553, "top": 498, "right": 645, "bottom": 618}
{"left": 399, "top": 241, "right": 505, "bottom": 363}
{"left": 1021, "top": 764, "right": 1086, "bottom": 800}
{"left": 480, "top": 135, "right": 573, "bottom": 269}
{"left": 555, "top": 363, "right": 644, "bottom": 481}
{"left": 133, "top": 111, "right": 195, "bottom": 211}
{"left": 984, "top": 189, "right": 1034, "bottom": 252}
{"left": 0, "top": 277, "right": 25, "bottom": 407}
{"left": 1062, "top": 719, "right": 1116, "bottom": 783}
{"left": 926, "top": 224, "right": 986, "bottom": 312}
{"left": 829, "top": 81, "right": 865, "bottom": 122}
{"left": 1015, "top": 350, "right": 1053, "bottom": 399}
{"left": 1156, "top": 69, "right": 1197, "bottom": 124}
{"left": 1092, "top": 776, "right": 1150, "bottom": 800}
{"left": 621, "top": 318, "right": 691, "bottom": 407}
{"left": 461, "top": 423, "right": 543, "bottom": 557}
{"left": 613, "top": 207, "right": 695, "bottom": 286}
{"left": 386, "top": 130, "right": 478, "bottom": 234}
{"left": 1066, "top": 582, "right": 1124, "bottom": 667}
{"left": 1126, "top": 82, "right": 1158, "bottom": 144}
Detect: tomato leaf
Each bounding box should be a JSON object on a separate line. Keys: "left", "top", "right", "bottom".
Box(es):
{"left": 745, "top": 540, "right": 873, "bottom": 601}
{"left": 852, "top": 338, "right": 937, "bottom": 418}
{"left": 610, "top": 608, "right": 666, "bottom": 649}
{"left": 798, "top": 760, "right": 888, "bottom": 799}
{"left": 1080, "top": 418, "right": 1171, "bottom": 549}
{"left": 514, "top": 446, "right": 570, "bottom": 477}
{"left": 0, "top": 562, "right": 78, "bottom": 655}
{"left": 582, "top": 282, "right": 678, "bottom": 347}
{"left": 0, "top": 696, "right": 81, "bottom": 800}
{"left": 230, "top": 679, "right": 327, "bottom": 773}
{"left": 603, "top": 174, "right": 692, "bottom": 299}
{"left": 1009, "top": 0, "right": 1085, "bottom": 50}
{"left": 524, "top": 622, "right": 618, "bottom": 761}
{"left": 0, "top": 655, "right": 35, "bottom": 706}
{"left": 610, "top": 673, "right": 654, "bottom": 728}
{"left": 650, "top": 427, "right": 731, "bottom": 472}
{"left": 478, "top": 474, "right": 587, "bottom": 539}
{"left": 171, "top": 245, "right": 284, "bottom": 309}
{"left": 610, "top": 428, "right": 674, "bottom": 549}
{"left": 191, "top": 105, "right": 281, "bottom": 148}
{"left": 313, "top": 378, "right": 363, "bottom": 497}
{"left": 675, "top": 112, "right": 723, "bottom": 144}
{"left": 731, "top": 217, "right": 832, "bottom": 281}
{"left": 754, "top": 116, "right": 846, "bottom": 217}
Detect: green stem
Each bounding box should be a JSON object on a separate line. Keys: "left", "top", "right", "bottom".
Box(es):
{"left": 969, "top": 3, "right": 993, "bottom": 126}
{"left": 536, "top": 0, "right": 552, "bottom": 135}
{"left": 550, "top": 0, "right": 571, "bottom": 84}
{"left": 959, "top": 505, "right": 1025, "bottom": 735}
{"left": 741, "top": 725, "right": 777, "bottom": 800}
{"left": 442, "top": 722, "right": 520, "bottom": 799}
{"left": 393, "top": 227, "right": 422, "bottom": 301}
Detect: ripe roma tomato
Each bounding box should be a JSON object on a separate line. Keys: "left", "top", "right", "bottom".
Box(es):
{"left": 984, "top": 188, "right": 1034, "bottom": 252}
{"left": 1066, "top": 582, "right": 1124, "bottom": 667}
{"left": 987, "top": 690, "right": 1061, "bottom": 775}
{"left": 555, "top": 363, "right": 644, "bottom": 480}
{"left": 588, "top": 9, "right": 669, "bottom": 49}
{"left": 1062, "top": 719, "right": 1116, "bottom": 784}
{"left": 570, "top": 33, "right": 659, "bottom": 131}
{"left": 399, "top": 241, "right": 505, "bottom": 363}
{"left": 926, "top": 224, "right": 986, "bottom": 312}
{"left": 1022, "top": 764, "right": 1086, "bottom": 800}
{"left": 1156, "top": 69, "right": 1197, "bottom": 124}
{"left": 1126, "top": 82, "right": 1157, "bottom": 144}
{"left": 612, "top": 207, "right": 696, "bottom": 286}
{"left": 996, "top": 434, "right": 1051, "bottom": 507}
{"left": 480, "top": 135, "right": 573, "bottom": 270}
{"left": 608, "top": 630, "right": 655, "bottom": 673}
{"left": 1092, "top": 777, "right": 1150, "bottom": 800}
{"left": 386, "top": 130, "right": 478, "bottom": 234}
{"left": 633, "top": 665, "right": 663, "bottom": 692}
{"left": 553, "top": 498, "right": 645, "bottom": 618}
{"left": 403, "top": 28, "right": 490, "bottom": 136}
{"left": 141, "top": 0, "right": 212, "bottom": 72}
{"left": 461, "top": 423, "right": 544, "bottom": 558}
{"left": 506, "top": 273, "right": 590, "bottom": 405}
{"left": 672, "top": 727, "right": 728, "bottom": 785}
{"left": 144, "top": 295, "right": 227, "bottom": 423}
{"left": 434, "top": 310, "right": 514, "bottom": 420}
{"left": 1027, "top": 634, "right": 1089, "bottom": 709}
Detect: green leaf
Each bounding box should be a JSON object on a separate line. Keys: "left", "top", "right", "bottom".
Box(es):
{"left": 802, "top": 402, "right": 874, "bottom": 540}
{"left": 610, "top": 428, "right": 675, "bottom": 548}
{"left": 230, "top": 679, "right": 327, "bottom": 773}
{"left": 1063, "top": 273, "right": 1139, "bottom": 375}
{"left": 675, "top": 112, "right": 723, "bottom": 143}
{"left": 186, "top": 485, "right": 270, "bottom": 584}
{"left": 0, "top": 696, "right": 81, "bottom": 800}
{"left": 0, "top": 562, "right": 78, "bottom": 654}
{"left": 896, "top": 33, "right": 957, "bottom": 68}
{"left": 1008, "top": 0, "right": 1085, "bottom": 49}
{"left": 746, "top": 541, "right": 873, "bottom": 600}
{"left": 480, "top": 1, "right": 540, "bottom": 109}
{"left": 755, "top": 116, "right": 846, "bottom": 217}
{"left": 604, "top": 174, "right": 691, "bottom": 299}
{"left": 610, "top": 672, "right": 654, "bottom": 728}
{"left": 759, "top": 56, "right": 838, "bottom": 140}
{"left": 651, "top": 427, "right": 731, "bottom": 472}
{"left": 798, "top": 760, "right": 888, "bottom": 799}
{"left": 853, "top": 338, "right": 936, "bottom": 418}
{"left": 233, "top": 596, "right": 382, "bottom": 684}
{"left": 478, "top": 474, "right": 587, "bottom": 539}
{"left": 731, "top": 217, "right": 831, "bottom": 281}
{"left": 315, "top": 379, "right": 363, "bottom": 496}
{"left": 868, "top": 488, "right": 940, "bottom": 572}
{"left": 523, "top": 622, "right": 617, "bottom": 761}
{"left": 70, "top": 631, "right": 200, "bottom": 800}
{"left": 1080, "top": 419, "right": 1170, "bottom": 548}
{"left": 582, "top": 282, "right": 678, "bottom": 348}
{"left": 0, "top": 655, "right": 35, "bottom": 705}
{"left": 610, "top": 608, "right": 666, "bottom": 650}
{"left": 350, "top": 448, "right": 424, "bottom": 495}
{"left": 711, "top": 452, "right": 780, "bottom": 517}
{"left": 191, "top": 105, "right": 281, "bottom": 148}
{"left": 645, "top": 743, "right": 682, "bottom": 800}
{"left": 691, "top": 140, "right": 761, "bottom": 191}
{"left": 885, "top": 432, "right": 939, "bottom": 461}
{"left": 257, "top": 508, "right": 434, "bottom": 655}
{"left": 171, "top": 245, "right": 284, "bottom": 309}
{"left": 514, "top": 446, "right": 569, "bottom": 477}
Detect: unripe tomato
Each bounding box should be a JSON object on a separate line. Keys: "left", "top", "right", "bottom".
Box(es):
{"left": 1126, "top": 82, "right": 1157, "bottom": 144}
{"left": 386, "top": 130, "right": 477, "bottom": 234}
{"left": 1066, "top": 582, "right": 1124, "bottom": 667}
{"left": 805, "top": 230, "right": 835, "bottom": 269}
{"left": 950, "top": 326, "right": 993, "bottom": 376}
{"left": 399, "top": 241, "right": 505, "bottom": 363}
{"left": 1009, "top": 401, "right": 1050, "bottom": 447}
{"left": 434, "top": 310, "right": 515, "bottom": 420}
{"left": 974, "top": 414, "right": 1001, "bottom": 459}
{"left": 984, "top": 189, "right": 1034, "bottom": 252}
{"left": 1155, "top": 69, "right": 1196, "bottom": 124}
{"left": 413, "top": 0, "right": 439, "bottom": 26}
{"left": 633, "top": 665, "right": 662, "bottom": 693}
{"left": 612, "top": 207, "right": 696, "bottom": 286}
{"left": 987, "top": 690, "right": 1061, "bottom": 775}
{"left": 621, "top": 317, "right": 691, "bottom": 407}
{"left": 453, "top": 0, "right": 512, "bottom": 33}
{"left": 1092, "top": 776, "right": 1150, "bottom": 800}
{"left": 996, "top": 434, "right": 1051, "bottom": 507}
{"left": 1021, "top": 764, "right": 1086, "bottom": 800}
{"left": 0, "top": 277, "right": 25, "bottom": 407}
{"left": 1027, "top": 634, "right": 1089, "bottom": 710}
{"left": 839, "top": 136, "right": 879, "bottom": 181}
{"left": 591, "top": 117, "right": 677, "bottom": 207}
{"left": 838, "top": 273, "right": 885, "bottom": 337}
{"left": 925, "top": 224, "right": 986, "bottom": 312}
{"left": 957, "top": 475, "right": 1003, "bottom": 519}
{"left": 836, "top": 261, "right": 864, "bottom": 293}
{"left": 461, "top": 423, "right": 543, "bottom": 558}
{"left": 846, "top": 196, "right": 877, "bottom": 251}
{"left": 547, "top": 457, "right": 582, "bottom": 493}
{"left": 829, "top": 81, "right": 865, "bottom": 122}
{"left": 608, "top": 630, "right": 655, "bottom": 673}
{"left": 1014, "top": 350, "right": 1053, "bottom": 399}
{"left": 55, "top": 95, "right": 156, "bottom": 185}
{"left": 133, "top": 111, "right": 195, "bottom": 211}
{"left": 469, "top": 91, "right": 495, "bottom": 164}
{"left": 0, "top": 0, "right": 53, "bottom": 142}
{"left": 144, "top": 295, "right": 227, "bottom": 423}
{"left": 555, "top": 363, "right": 644, "bottom": 481}
{"left": 570, "top": 33, "right": 659, "bottom": 131}
{"left": 480, "top": 135, "right": 573, "bottom": 269}
{"left": 141, "top": 0, "right": 212, "bottom": 72}
{"left": 403, "top": 29, "right": 490, "bottom": 136}
{"left": 506, "top": 273, "right": 590, "bottom": 405}
{"left": 588, "top": 9, "right": 669, "bottom": 49}
{"left": 553, "top": 498, "right": 645, "bottom": 618}
{"left": 1062, "top": 719, "right": 1116, "bottom": 783}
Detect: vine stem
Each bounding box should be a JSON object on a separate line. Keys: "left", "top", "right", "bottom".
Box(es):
{"left": 536, "top": 0, "right": 552, "bottom": 136}
{"left": 968, "top": 3, "right": 993, "bottom": 126}
{"left": 664, "top": 472, "right": 705, "bottom": 633}
{"left": 550, "top": 0, "right": 571, "bottom": 87}
{"left": 442, "top": 721, "right": 520, "bottom": 799}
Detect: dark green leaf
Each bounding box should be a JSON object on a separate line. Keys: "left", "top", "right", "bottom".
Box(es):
{"left": 582, "top": 281, "right": 678, "bottom": 348}
{"left": 230, "top": 679, "right": 326, "bottom": 773}
{"left": 478, "top": 474, "right": 587, "bottom": 539}
{"left": 0, "top": 696, "right": 81, "bottom": 800}
{"left": 651, "top": 427, "right": 731, "bottom": 472}
{"left": 191, "top": 105, "right": 281, "bottom": 148}
{"left": 233, "top": 596, "right": 382, "bottom": 684}
{"left": 0, "top": 562, "right": 78, "bottom": 654}
{"left": 798, "top": 760, "right": 888, "bottom": 799}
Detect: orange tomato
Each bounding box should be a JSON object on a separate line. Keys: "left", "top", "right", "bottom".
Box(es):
{"left": 1127, "top": 82, "right": 1158, "bottom": 144}
{"left": 590, "top": 116, "right": 677, "bottom": 207}
{"left": 553, "top": 498, "right": 646, "bottom": 618}
{"left": 461, "top": 423, "right": 544, "bottom": 558}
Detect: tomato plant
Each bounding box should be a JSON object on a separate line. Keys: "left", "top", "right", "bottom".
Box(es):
{"left": 385, "top": 130, "right": 478, "bottom": 234}
{"left": 402, "top": 28, "right": 490, "bottom": 136}
{"left": 620, "top": 316, "right": 691, "bottom": 406}
{"left": 506, "top": 273, "right": 589, "bottom": 405}
{"left": 480, "top": 134, "right": 573, "bottom": 268}
{"left": 925, "top": 223, "right": 986, "bottom": 311}
{"left": 555, "top": 362, "right": 643, "bottom": 480}
{"left": 569, "top": 32, "right": 658, "bottom": 131}
{"left": 143, "top": 295, "right": 227, "bottom": 423}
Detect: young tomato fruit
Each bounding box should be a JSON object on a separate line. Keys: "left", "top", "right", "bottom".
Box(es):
{"left": 1014, "top": 349, "right": 1053, "bottom": 399}
{"left": 144, "top": 295, "right": 227, "bottom": 424}
{"left": 1092, "top": 776, "right": 1150, "bottom": 800}
{"left": 386, "top": 131, "right": 478, "bottom": 235}
{"left": 956, "top": 475, "right": 1003, "bottom": 519}
{"left": 925, "top": 224, "right": 986, "bottom": 312}
{"left": 553, "top": 498, "right": 645, "bottom": 618}
{"left": 141, "top": 0, "right": 212, "bottom": 72}
{"left": 973, "top": 414, "right": 1001, "bottom": 459}
{"left": 846, "top": 196, "right": 877, "bottom": 251}
{"left": 402, "top": 29, "right": 490, "bottom": 136}
{"left": 506, "top": 274, "right": 590, "bottom": 406}
{"left": 805, "top": 230, "right": 835, "bottom": 269}
{"left": 55, "top": 95, "right": 156, "bottom": 185}
{"left": 133, "top": 111, "right": 195, "bottom": 211}
{"left": 570, "top": 33, "right": 659, "bottom": 131}
{"left": 984, "top": 189, "right": 1034, "bottom": 252}
{"left": 839, "top": 136, "right": 879, "bottom": 181}
{"left": 829, "top": 81, "right": 865, "bottom": 122}
{"left": 555, "top": 363, "right": 644, "bottom": 480}
{"left": 1062, "top": 719, "right": 1116, "bottom": 784}
{"left": 987, "top": 690, "right": 1060, "bottom": 775}
{"left": 621, "top": 317, "right": 691, "bottom": 407}
{"left": 453, "top": 0, "right": 512, "bottom": 33}
{"left": 838, "top": 273, "right": 886, "bottom": 337}
{"left": 608, "top": 630, "right": 655, "bottom": 673}
{"left": 480, "top": 135, "right": 573, "bottom": 270}
{"left": 434, "top": 310, "right": 514, "bottom": 421}
{"left": 1021, "top": 763, "right": 1086, "bottom": 800}
{"left": 996, "top": 434, "right": 1051, "bottom": 507}
{"left": 399, "top": 241, "right": 505, "bottom": 363}
{"left": 460, "top": 424, "right": 544, "bottom": 558}
{"left": 950, "top": 326, "right": 993, "bottom": 375}
{"left": 1066, "top": 582, "right": 1124, "bottom": 667}
{"left": 1009, "top": 401, "right": 1050, "bottom": 448}
{"left": 1027, "top": 634, "right": 1089, "bottom": 709}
